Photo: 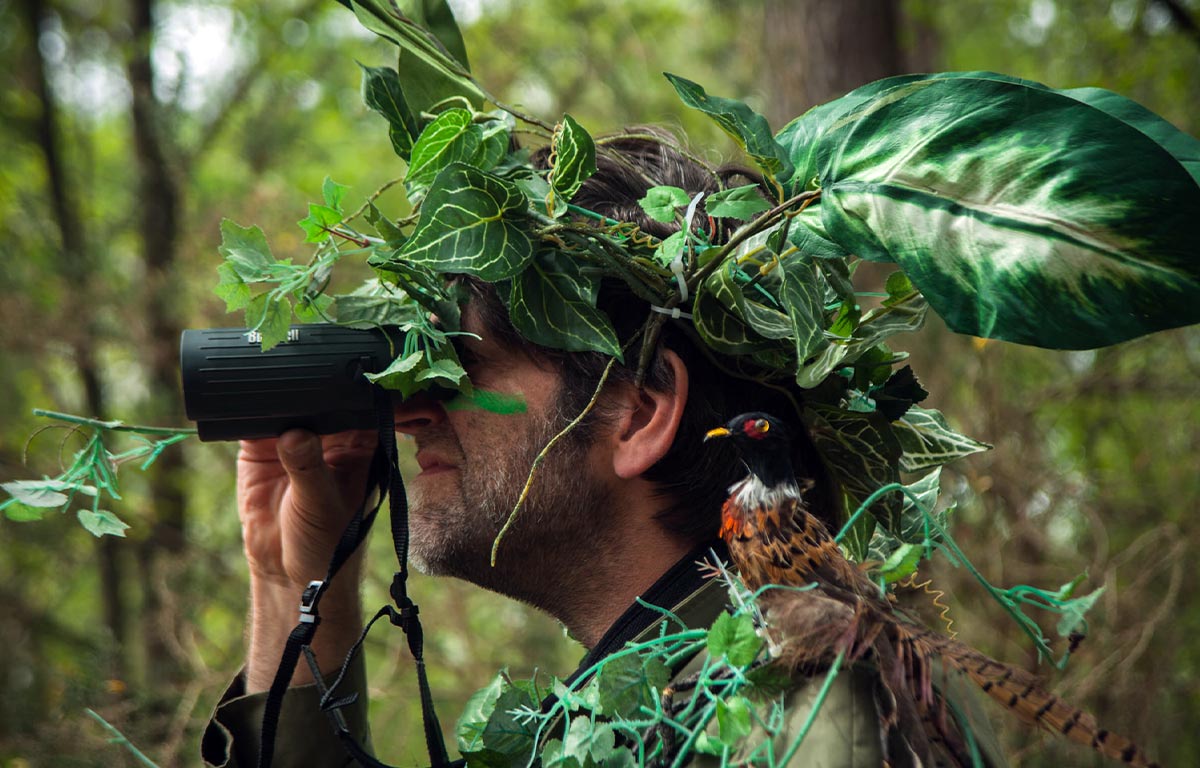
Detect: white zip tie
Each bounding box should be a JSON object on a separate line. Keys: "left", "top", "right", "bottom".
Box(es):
{"left": 650, "top": 305, "right": 693, "bottom": 320}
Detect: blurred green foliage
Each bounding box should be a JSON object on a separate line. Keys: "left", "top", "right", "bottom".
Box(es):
{"left": 0, "top": 0, "right": 1197, "bottom": 766}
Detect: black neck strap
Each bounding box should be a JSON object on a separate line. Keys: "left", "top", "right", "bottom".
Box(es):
{"left": 256, "top": 386, "right": 449, "bottom": 768}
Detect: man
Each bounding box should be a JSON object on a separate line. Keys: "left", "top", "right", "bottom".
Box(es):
{"left": 202, "top": 132, "right": 985, "bottom": 767}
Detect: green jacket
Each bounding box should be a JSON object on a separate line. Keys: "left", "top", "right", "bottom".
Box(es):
{"left": 203, "top": 553, "right": 1007, "bottom": 767}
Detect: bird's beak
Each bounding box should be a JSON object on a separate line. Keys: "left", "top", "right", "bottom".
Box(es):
{"left": 704, "top": 427, "right": 731, "bottom": 442}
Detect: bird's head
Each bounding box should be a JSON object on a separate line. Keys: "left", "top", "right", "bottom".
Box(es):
{"left": 705, "top": 412, "right": 797, "bottom": 489}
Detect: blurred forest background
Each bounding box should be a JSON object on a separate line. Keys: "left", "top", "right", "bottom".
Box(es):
{"left": 1, "top": 0, "right": 1198, "bottom": 765}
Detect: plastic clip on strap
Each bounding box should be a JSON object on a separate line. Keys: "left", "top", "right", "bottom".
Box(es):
{"left": 256, "top": 386, "right": 450, "bottom": 768}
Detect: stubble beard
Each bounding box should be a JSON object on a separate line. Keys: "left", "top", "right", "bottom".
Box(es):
{"left": 406, "top": 408, "right": 617, "bottom": 608}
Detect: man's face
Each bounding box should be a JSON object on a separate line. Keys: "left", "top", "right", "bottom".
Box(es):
{"left": 393, "top": 309, "right": 618, "bottom": 604}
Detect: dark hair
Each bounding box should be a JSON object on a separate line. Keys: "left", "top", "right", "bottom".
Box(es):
{"left": 465, "top": 128, "right": 836, "bottom": 544}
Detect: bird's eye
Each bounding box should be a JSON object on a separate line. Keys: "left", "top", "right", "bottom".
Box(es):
{"left": 753, "top": 419, "right": 769, "bottom": 433}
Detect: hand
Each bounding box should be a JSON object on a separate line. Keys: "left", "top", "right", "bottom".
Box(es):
{"left": 237, "top": 428, "right": 378, "bottom": 691}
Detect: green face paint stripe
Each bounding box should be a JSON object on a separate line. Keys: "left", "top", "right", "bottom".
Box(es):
{"left": 443, "top": 389, "right": 528, "bottom": 414}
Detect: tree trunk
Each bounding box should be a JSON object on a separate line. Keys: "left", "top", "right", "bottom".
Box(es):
{"left": 17, "top": 0, "right": 129, "bottom": 683}
{"left": 762, "top": 0, "right": 904, "bottom": 124}
{"left": 126, "top": 0, "right": 190, "bottom": 703}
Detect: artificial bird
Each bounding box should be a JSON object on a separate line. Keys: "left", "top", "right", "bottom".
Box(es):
{"left": 704, "top": 412, "right": 1157, "bottom": 768}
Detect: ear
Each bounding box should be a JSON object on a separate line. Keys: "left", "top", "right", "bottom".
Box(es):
{"left": 609, "top": 349, "right": 689, "bottom": 479}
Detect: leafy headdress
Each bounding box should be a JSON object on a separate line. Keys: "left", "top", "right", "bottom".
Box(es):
{"left": 216, "top": 1, "right": 1200, "bottom": 574}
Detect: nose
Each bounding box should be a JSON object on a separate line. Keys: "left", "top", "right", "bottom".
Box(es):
{"left": 393, "top": 391, "right": 447, "bottom": 436}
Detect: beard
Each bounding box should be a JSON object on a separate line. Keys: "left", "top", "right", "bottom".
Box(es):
{"left": 405, "top": 402, "right": 618, "bottom": 608}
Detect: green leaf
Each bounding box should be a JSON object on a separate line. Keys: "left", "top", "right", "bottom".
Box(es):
{"left": 359, "top": 63, "right": 421, "bottom": 159}
{"left": 77, "top": 508, "right": 129, "bottom": 538}
{"left": 665, "top": 72, "right": 793, "bottom": 180}
{"left": 596, "top": 652, "right": 669, "bottom": 718}
{"left": 218, "top": 219, "right": 275, "bottom": 279}
{"left": 878, "top": 543, "right": 924, "bottom": 584}
{"left": 795, "top": 295, "right": 927, "bottom": 389}
{"left": 364, "top": 202, "right": 408, "bottom": 247}
{"left": 322, "top": 177, "right": 349, "bottom": 210}
{"left": 502, "top": 250, "right": 621, "bottom": 358}
{"left": 347, "top": 0, "right": 483, "bottom": 113}
{"left": 2, "top": 501, "right": 46, "bottom": 522}
{"left": 364, "top": 350, "right": 424, "bottom": 395}
{"left": 639, "top": 185, "right": 690, "bottom": 223}
{"left": 894, "top": 406, "right": 991, "bottom": 473}
{"left": 562, "top": 716, "right": 615, "bottom": 765}
{"left": 1056, "top": 587, "right": 1104, "bottom": 638}
{"left": 456, "top": 673, "right": 505, "bottom": 755}
{"left": 716, "top": 696, "right": 753, "bottom": 745}
{"left": 2, "top": 479, "right": 71, "bottom": 508}
{"left": 244, "top": 294, "right": 293, "bottom": 351}
{"left": 705, "top": 184, "right": 771, "bottom": 220}
{"left": 298, "top": 203, "right": 342, "bottom": 243}
{"left": 334, "top": 279, "right": 422, "bottom": 328}
{"left": 803, "top": 405, "right": 903, "bottom": 537}
{"left": 814, "top": 74, "right": 1200, "bottom": 348}
{"left": 707, "top": 612, "right": 762, "bottom": 667}
{"left": 215, "top": 262, "right": 252, "bottom": 311}
{"left": 894, "top": 467, "right": 946, "bottom": 544}
{"left": 549, "top": 114, "right": 597, "bottom": 207}
{"left": 406, "top": 108, "right": 481, "bottom": 189}
{"left": 394, "top": 163, "right": 534, "bottom": 280}
{"left": 294, "top": 294, "right": 334, "bottom": 323}
{"left": 777, "top": 252, "right": 828, "bottom": 365}
{"left": 481, "top": 686, "right": 536, "bottom": 762}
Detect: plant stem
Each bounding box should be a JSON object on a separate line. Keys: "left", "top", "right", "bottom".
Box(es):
{"left": 33, "top": 410, "right": 197, "bottom": 437}
{"left": 85, "top": 709, "right": 161, "bottom": 768}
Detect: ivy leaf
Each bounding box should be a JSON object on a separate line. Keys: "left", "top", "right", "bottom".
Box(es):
{"left": 502, "top": 249, "right": 621, "bottom": 358}
{"left": 2, "top": 479, "right": 71, "bottom": 508}
{"left": 77, "top": 509, "right": 129, "bottom": 538}
{"left": 562, "top": 716, "right": 616, "bottom": 765}
{"left": 894, "top": 406, "right": 991, "bottom": 473}
{"left": 596, "top": 652, "right": 669, "bottom": 718}
{"left": 456, "top": 673, "right": 504, "bottom": 755}
{"left": 215, "top": 262, "right": 252, "bottom": 311}
{"left": 664, "top": 72, "right": 793, "bottom": 180}
{"left": 549, "top": 114, "right": 597, "bottom": 207}
{"left": 359, "top": 63, "right": 420, "bottom": 159}
{"left": 294, "top": 294, "right": 334, "bottom": 323}
{"left": 481, "top": 686, "right": 536, "bottom": 763}
{"left": 394, "top": 163, "right": 534, "bottom": 280}
{"left": 406, "top": 108, "right": 482, "bottom": 189}
{"left": 298, "top": 203, "right": 342, "bottom": 243}
{"left": 705, "top": 184, "right": 770, "bottom": 220}
{"left": 244, "top": 293, "right": 293, "bottom": 351}
{"left": 707, "top": 612, "right": 762, "bottom": 667}
{"left": 363, "top": 350, "right": 424, "bottom": 395}
{"left": 716, "top": 696, "right": 753, "bottom": 745}
{"left": 322, "top": 176, "right": 349, "bottom": 211}
{"left": 218, "top": 219, "right": 275, "bottom": 280}
{"left": 639, "top": 185, "right": 690, "bottom": 223}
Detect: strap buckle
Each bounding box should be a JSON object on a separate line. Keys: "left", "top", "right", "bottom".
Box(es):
{"left": 299, "top": 579, "right": 324, "bottom": 624}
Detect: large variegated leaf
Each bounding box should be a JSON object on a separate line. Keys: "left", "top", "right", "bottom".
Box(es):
{"left": 775, "top": 252, "right": 827, "bottom": 365}
{"left": 664, "top": 73, "right": 793, "bottom": 181}
{"left": 501, "top": 249, "right": 621, "bottom": 358}
{"left": 389, "top": 163, "right": 533, "bottom": 280}
{"left": 894, "top": 406, "right": 991, "bottom": 473}
{"left": 812, "top": 75, "right": 1200, "bottom": 349}
{"left": 359, "top": 64, "right": 420, "bottom": 160}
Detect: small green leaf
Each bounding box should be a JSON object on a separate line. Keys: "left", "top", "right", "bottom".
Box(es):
{"left": 883, "top": 271, "right": 915, "bottom": 306}
{"left": 359, "top": 63, "right": 421, "bottom": 159}
{"left": 218, "top": 219, "right": 275, "bottom": 279}
{"left": 3, "top": 501, "right": 46, "bottom": 521}
{"left": 364, "top": 202, "right": 408, "bottom": 247}
{"left": 549, "top": 114, "right": 597, "bottom": 206}
{"left": 322, "top": 177, "right": 349, "bottom": 210}
{"left": 456, "top": 673, "right": 505, "bottom": 755}
{"left": 894, "top": 406, "right": 991, "bottom": 473}
{"left": 244, "top": 294, "right": 293, "bottom": 351}
{"left": 596, "top": 652, "right": 669, "bottom": 718}
{"left": 395, "top": 163, "right": 534, "bottom": 281}
{"left": 2, "top": 479, "right": 70, "bottom": 508}
{"left": 716, "top": 696, "right": 753, "bottom": 745}
{"left": 481, "top": 686, "right": 536, "bottom": 761}
{"left": 693, "top": 732, "right": 723, "bottom": 756}
{"left": 707, "top": 612, "right": 762, "bottom": 667}
{"left": 215, "top": 262, "right": 252, "bottom": 311}
{"left": 879, "top": 543, "right": 924, "bottom": 584}
{"left": 298, "top": 203, "right": 343, "bottom": 243}
{"left": 705, "top": 184, "right": 770, "bottom": 220}
{"left": 294, "top": 294, "right": 334, "bottom": 323}
{"left": 638, "top": 185, "right": 690, "bottom": 223}
{"left": 406, "top": 108, "right": 481, "bottom": 189}
{"left": 77, "top": 509, "right": 129, "bottom": 538}
{"left": 664, "top": 72, "right": 793, "bottom": 180}
{"left": 1056, "top": 587, "right": 1104, "bottom": 638}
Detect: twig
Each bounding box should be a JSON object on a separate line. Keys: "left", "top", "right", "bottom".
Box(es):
{"left": 490, "top": 358, "right": 617, "bottom": 565}
{"left": 84, "top": 709, "right": 161, "bottom": 768}
{"left": 32, "top": 409, "right": 197, "bottom": 437}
